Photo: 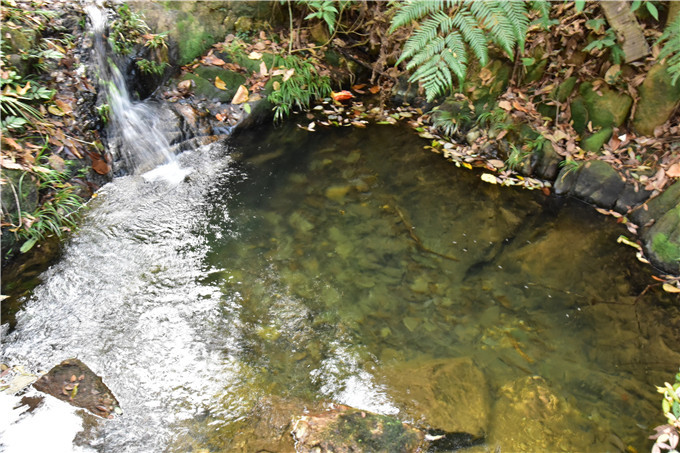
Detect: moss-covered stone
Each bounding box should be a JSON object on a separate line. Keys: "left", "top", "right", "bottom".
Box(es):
{"left": 578, "top": 82, "right": 632, "bottom": 129}
{"left": 570, "top": 97, "right": 589, "bottom": 135}
{"left": 181, "top": 68, "right": 246, "bottom": 102}
{"left": 633, "top": 63, "right": 680, "bottom": 136}
{"left": 645, "top": 204, "right": 680, "bottom": 273}
{"left": 554, "top": 76, "right": 578, "bottom": 103}
{"left": 524, "top": 59, "right": 547, "bottom": 84}
{"left": 580, "top": 127, "right": 612, "bottom": 153}
{"left": 132, "top": 2, "right": 279, "bottom": 66}
{"left": 630, "top": 181, "right": 680, "bottom": 227}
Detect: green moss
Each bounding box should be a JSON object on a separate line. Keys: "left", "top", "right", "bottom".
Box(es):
{"left": 578, "top": 82, "right": 632, "bottom": 129}
{"left": 581, "top": 127, "right": 612, "bottom": 153}
{"left": 651, "top": 232, "right": 680, "bottom": 264}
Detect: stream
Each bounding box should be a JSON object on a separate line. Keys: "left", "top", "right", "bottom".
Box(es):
{"left": 2, "top": 118, "right": 680, "bottom": 452}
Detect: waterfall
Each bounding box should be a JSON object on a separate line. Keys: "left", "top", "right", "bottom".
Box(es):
{"left": 86, "top": 5, "right": 174, "bottom": 174}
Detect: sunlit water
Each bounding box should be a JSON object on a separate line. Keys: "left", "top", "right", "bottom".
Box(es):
{"left": 2, "top": 122, "right": 679, "bottom": 452}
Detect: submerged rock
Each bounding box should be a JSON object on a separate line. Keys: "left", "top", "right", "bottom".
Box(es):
{"left": 292, "top": 404, "right": 426, "bottom": 452}
{"left": 32, "top": 358, "right": 121, "bottom": 419}
{"left": 380, "top": 357, "right": 490, "bottom": 438}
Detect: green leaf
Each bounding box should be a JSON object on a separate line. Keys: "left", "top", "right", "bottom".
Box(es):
{"left": 663, "top": 398, "right": 671, "bottom": 414}
{"left": 243, "top": 103, "right": 251, "bottom": 114}
{"left": 20, "top": 237, "right": 38, "bottom": 253}
{"left": 522, "top": 57, "right": 536, "bottom": 66}
{"left": 646, "top": 2, "right": 659, "bottom": 20}
{"left": 575, "top": 0, "right": 586, "bottom": 12}
{"left": 630, "top": 1, "right": 641, "bottom": 12}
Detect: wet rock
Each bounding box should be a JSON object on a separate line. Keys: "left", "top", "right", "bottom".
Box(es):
{"left": 630, "top": 181, "right": 680, "bottom": 227}
{"left": 488, "top": 376, "right": 607, "bottom": 452}
{"left": 33, "top": 358, "right": 121, "bottom": 419}
{"left": 182, "top": 68, "right": 247, "bottom": 102}
{"left": 633, "top": 63, "right": 680, "bottom": 136}
{"left": 643, "top": 203, "right": 680, "bottom": 274}
{"left": 531, "top": 140, "right": 562, "bottom": 180}
{"left": 380, "top": 357, "right": 490, "bottom": 438}
{"left": 568, "top": 160, "right": 625, "bottom": 209}
{"left": 292, "top": 404, "right": 426, "bottom": 452}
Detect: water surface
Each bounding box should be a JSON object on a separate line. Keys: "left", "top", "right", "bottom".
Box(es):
{"left": 2, "top": 121, "right": 679, "bottom": 452}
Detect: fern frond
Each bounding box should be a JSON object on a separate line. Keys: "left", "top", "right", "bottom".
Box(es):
{"left": 498, "top": 1, "right": 529, "bottom": 51}
{"left": 530, "top": 0, "right": 552, "bottom": 29}
{"left": 390, "top": 0, "right": 462, "bottom": 32}
{"left": 470, "top": 1, "right": 516, "bottom": 58}
{"left": 657, "top": 14, "right": 680, "bottom": 86}
{"left": 451, "top": 9, "right": 488, "bottom": 65}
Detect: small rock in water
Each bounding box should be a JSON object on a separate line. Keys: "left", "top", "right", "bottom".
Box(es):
{"left": 291, "top": 405, "right": 425, "bottom": 452}
{"left": 33, "top": 358, "right": 121, "bottom": 418}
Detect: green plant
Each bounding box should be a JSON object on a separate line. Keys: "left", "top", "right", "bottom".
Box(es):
{"left": 96, "top": 103, "right": 110, "bottom": 124}
{"left": 0, "top": 69, "right": 55, "bottom": 123}
{"left": 304, "top": 0, "right": 340, "bottom": 33}
{"left": 583, "top": 27, "right": 625, "bottom": 65}
{"left": 650, "top": 368, "right": 680, "bottom": 453}
{"left": 430, "top": 106, "right": 471, "bottom": 137}
{"left": 656, "top": 13, "right": 680, "bottom": 86}
{"left": 476, "top": 107, "right": 511, "bottom": 134}
{"left": 505, "top": 143, "right": 530, "bottom": 171}
{"left": 108, "top": 4, "right": 149, "bottom": 55}
{"left": 268, "top": 54, "right": 332, "bottom": 122}
{"left": 135, "top": 58, "right": 168, "bottom": 76}
{"left": 631, "top": 0, "right": 659, "bottom": 20}
{"left": 12, "top": 157, "right": 85, "bottom": 253}
{"left": 390, "top": 1, "right": 546, "bottom": 101}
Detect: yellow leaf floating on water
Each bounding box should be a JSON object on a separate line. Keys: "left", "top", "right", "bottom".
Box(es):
{"left": 214, "top": 76, "right": 227, "bottom": 91}
{"left": 480, "top": 173, "right": 497, "bottom": 184}
{"left": 616, "top": 235, "right": 642, "bottom": 250}
{"left": 663, "top": 283, "right": 680, "bottom": 293}
{"left": 231, "top": 85, "right": 249, "bottom": 104}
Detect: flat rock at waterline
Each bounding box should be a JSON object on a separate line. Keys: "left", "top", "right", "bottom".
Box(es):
{"left": 33, "top": 358, "right": 121, "bottom": 418}
{"left": 292, "top": 405, "right": 426, "bottom": 452}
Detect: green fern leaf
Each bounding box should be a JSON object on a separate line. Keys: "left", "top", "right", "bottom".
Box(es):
{"left": 451, "top": 9, "right": 488, "bottom": 66}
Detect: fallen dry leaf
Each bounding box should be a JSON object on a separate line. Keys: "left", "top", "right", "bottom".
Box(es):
{"left": 231, "top": 85, "right": 249, "bottom": 104}
{"left": 666, "top": 163, "right": 680, "bottom": 178}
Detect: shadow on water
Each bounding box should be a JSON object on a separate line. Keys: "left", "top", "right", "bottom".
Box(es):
{"left": 2, "top": 120, "right": 679, "bottom": 452}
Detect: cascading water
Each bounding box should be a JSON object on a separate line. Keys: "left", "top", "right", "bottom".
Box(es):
{"left": 86, "top": 5, "right": 173, "bottom": 174}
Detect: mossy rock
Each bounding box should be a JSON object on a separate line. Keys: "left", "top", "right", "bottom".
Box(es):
{"left": 580, "top": 127, "right": 612, "bottom": 154}
{"left": 644, "top": 204, "right": 680, "bottom": 274}
{"left": 633, "top": 63, "right": 680, "bottom": 136}
{"left": 132, "top": 2, "right": 279, "bottom": 66}
{"left": 524, "top": 59, "right": 548, "bottom": 84}
{"left": 554, "top": 76, "right": 578, "bottom": 103}
{"left": 570, "top": 97, "right": 589, "bottom": 135}
{"left": 631, "top": 181, "right": 680, "bottom": 227}
{"left": 577, "top": 82, "right": 632, "bottom": 129}
{"left": 182, "top": 69, "right": 246, "bottom": 102}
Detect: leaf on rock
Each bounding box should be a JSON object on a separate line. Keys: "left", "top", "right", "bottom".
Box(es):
{"left": 203, "top": 54, "right": 226, "bottom": 66}
{"left": 662, "top": 283, "right": 680, "bottom": 293}
{"left": 214, "top": 76, "right": 227, "bottom": 91}
{"left": 48, "top": 105, "right": 65, "bottom": 116}
{"left": 231, "top": 85, "right": 249, "bottom": 104}
{"left": 248, "top": 51, "right": 263, "bottom": 60}
{"left": 259, "top": 61, "right": 268, "bottom": 77}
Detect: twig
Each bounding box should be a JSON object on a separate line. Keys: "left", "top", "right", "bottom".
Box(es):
{"left": 393, "top": 205, "right": 459, "bottom": 261}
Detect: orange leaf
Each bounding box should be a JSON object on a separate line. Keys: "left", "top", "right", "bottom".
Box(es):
{"left": 203, "top": 54, "right": 226, "bottom": 66}
{"left": 2, "top": 137, "right": 23, "bottom": 151}
{"left": 369, "top": 86, "right": 380, "bottom": 94}
{"left": 498, "top": 100, "right": 512, "bottom": 111}
{"left": 331, "top": 90, "right": 354, "bottom": 102}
